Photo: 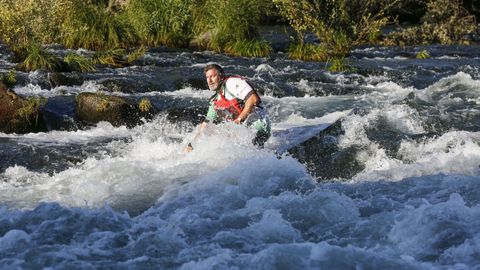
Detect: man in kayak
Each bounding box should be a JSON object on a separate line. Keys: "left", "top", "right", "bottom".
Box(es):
{"left": 186, "top": 63, "right": 271, "bottom": 151}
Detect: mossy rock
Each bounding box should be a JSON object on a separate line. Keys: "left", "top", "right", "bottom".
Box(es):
{"left": 0, "top": 82, "right": 47, "bottom": 134}
{"left": 75, "top": 92, "right": 155, "bottom": 128}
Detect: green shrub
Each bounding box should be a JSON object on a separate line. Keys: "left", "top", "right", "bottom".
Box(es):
{"left": 64, "top": 53, "right": 96, "bottom": 72}
{"left": 0, "top": 0, "right": 137, "bottom": 51}
{"left": 273, "top": 0, "right": 397, "bottom": 60}
{"left": 269, "top": 1, "right": 313, "bottom": 44}
{"left": 192, "top": 0, "right": 272, "bottom": 51}
{"left": 0, "top": 0, "right": 277, "bottom": 59}
{"left": 384, "top": 0, "right": 477, "bottom": 45}
{"left": 0, "top": 0, "right": 64, "bottom": 49}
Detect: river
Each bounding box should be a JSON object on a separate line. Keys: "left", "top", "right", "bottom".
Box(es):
{"left": 0, "top": 44, "right": 479, "bottom": 269}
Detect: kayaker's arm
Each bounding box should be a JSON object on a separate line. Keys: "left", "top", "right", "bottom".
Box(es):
{"left": 234, "top": 91, "right": 260, "bottom": 124}
{"left": 185, "top": 121, "right": 208, "bottom": 152}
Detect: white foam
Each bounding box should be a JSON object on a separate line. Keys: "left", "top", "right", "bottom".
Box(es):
{"left": 0, "top": 121, "right": 130, "bottom": 146}
{"left": 13, "top": 80, "right": 101, "bottom": 97}
{"left": 416, "top": 72, "right": 480, "bottom": 104}
{"left": 389, "top": 193, "right": 480, "bottom": 262}
{"left": 255, "top": 64, "right": 276, "bottom": 73}
{"left": 349, "top": 130, "right": 480, "bottom": 182}
{"left": 0, "top": 229, "right": 30, "bottom": 252}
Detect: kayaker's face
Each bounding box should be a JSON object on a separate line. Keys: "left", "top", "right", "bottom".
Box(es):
{"left": 205, "top": 68, "right": 222, "bottom": 91}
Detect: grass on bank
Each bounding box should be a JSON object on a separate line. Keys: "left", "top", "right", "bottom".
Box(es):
{"left": 0, "top": 0, "right": 478, "bottom": 72}
{"left": 21, "top": 42, "right": 60, "bottom": 71}
{"left": 64, "top": 53, "right": 96, "bottom": 72}
{"left": 327, "top": 58, "right": 352, "bottom": 73}
{"left": 288, "top": 43, "right": 329, "bottom": 61}
{"left": 125, "top": 0, "right": 192, "bottom": 47}
{"left": 60, "top": 1, "right": 137, "bottom": 51}
{"left": 224, "top": 40, "right": 273, "bottom": 58}
{"left": 92, "top": 48, "right": 127, "bottom": 67}
{"left": 192, "top": 0, "right": 273, "bottom": 54}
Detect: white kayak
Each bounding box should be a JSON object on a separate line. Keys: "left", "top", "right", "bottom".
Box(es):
{"left": 265, "top": 109, "right": 353, "bottom": 154}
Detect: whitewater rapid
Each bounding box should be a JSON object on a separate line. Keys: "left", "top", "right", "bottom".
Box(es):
{"left": 1, "top": 46, "right": 480, "bottom": 269}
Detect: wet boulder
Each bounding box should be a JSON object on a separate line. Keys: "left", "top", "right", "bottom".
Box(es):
{"left": 176, "top": 77, "right": 206, "bottom": 90}
{"left": 75, "top": 92, "right": 156, "bottom": 128}
{"left": 287, "top": 121, "right": 364, "bottom": 181}
{"left": 42, "top": 96, "right": 78, "bottom": 131}
{"left": 0, "top": 82, "right": 47, "bottom": 133}
{"left": 48, "top": 72, "right": 84, "bottom": 88}
{"left": 97, "top": 77, "right": 157, "bottom": 93}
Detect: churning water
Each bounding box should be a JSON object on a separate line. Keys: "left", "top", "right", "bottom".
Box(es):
{"left": 1, "top": 44, "right": 480, "bottom": 269}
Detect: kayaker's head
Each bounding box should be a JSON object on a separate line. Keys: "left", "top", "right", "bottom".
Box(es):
{"left": 204, "top": 63, "right": 224, "bottom": 92}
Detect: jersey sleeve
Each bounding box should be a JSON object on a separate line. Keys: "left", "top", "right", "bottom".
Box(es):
{"left": 224, "top": 77, "right": 254, "bottom": 100}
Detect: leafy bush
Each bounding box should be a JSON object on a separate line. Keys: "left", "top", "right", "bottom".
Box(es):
{"left": 0, "top": 0, "right": 136, "bottom": 51}
{"left": 192, "top": 0, "right": 273, "bottom": 52}
{"left": 327, "top": 58, "right": 351, "bottom": 73}
{"left": 0, "top": 0, "right": 64, "bottom": 49}
{"left": 384, "top": 0, "right": 477, "bottom": 45}
{"left": 126, "top": 46, "right": 147, "bottom": 64}
{"left": 273, "top": 0, "right": 397, "bottom": 58}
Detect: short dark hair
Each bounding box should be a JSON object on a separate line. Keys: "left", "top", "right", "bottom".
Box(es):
{"left": 204, "top": 63, "right": 224, "bottom": 75}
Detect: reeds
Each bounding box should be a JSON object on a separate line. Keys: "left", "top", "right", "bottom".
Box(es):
{"left": 125, "top": 0, "right": 193, "bottom": 47}
{"left": 21, "top": 42, "right": 59, "bottom": 71}
{"left": 64, "top": 53, "right": 96, "bottom": 72}
{"left": 224, "top": 40, "right": 273, "bottom": 58}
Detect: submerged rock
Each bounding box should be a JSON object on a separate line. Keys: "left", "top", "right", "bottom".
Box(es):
{"left": 0, "top": 82, "right": 47, "bottom": 133}
{"left": 75, "top": 92, "right": 156, "bottom": 128}
{"left": 288, "top": 121, "right": 364, "bottom": 181}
